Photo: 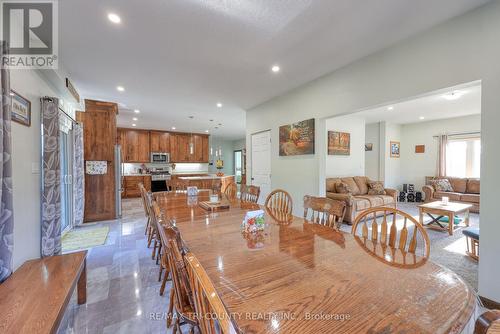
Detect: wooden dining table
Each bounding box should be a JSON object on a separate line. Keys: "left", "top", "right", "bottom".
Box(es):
{"left": 154, "top": 190, "right": 476, "bottom": 334}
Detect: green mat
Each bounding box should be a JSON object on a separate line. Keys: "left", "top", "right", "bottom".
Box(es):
{"left": 437, "top": 216, "right": 463, "bottom": 225}
{"left": 62, "top": 226, "right": 109, "bottom": 252}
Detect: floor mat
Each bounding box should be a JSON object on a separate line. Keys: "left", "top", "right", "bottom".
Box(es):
{"left": 62, "top": 226, "right": 110, "bottom": 252}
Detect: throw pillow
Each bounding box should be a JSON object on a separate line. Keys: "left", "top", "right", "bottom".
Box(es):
{"left": 335, "top": 182, "right": 351, "bottom": 194}
{"left": 368, "top": 182, "right": 386, "bottom": 195}
{"left": 431, "top": 179, "right": 454, "bottom": 192}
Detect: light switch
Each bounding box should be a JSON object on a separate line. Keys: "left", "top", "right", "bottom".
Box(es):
{"left": 31, "top": 163, "right": 40, "bottom": 174}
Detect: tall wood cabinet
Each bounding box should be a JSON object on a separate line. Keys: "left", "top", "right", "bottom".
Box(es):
{"left": 150, "top": 131, "right": 171, "bottom": 152}
{"left": 117, "top": 128, "right": 150, "bottom": 162}
{"left": 77, "top": 99, "right": 118, "bottom": 222}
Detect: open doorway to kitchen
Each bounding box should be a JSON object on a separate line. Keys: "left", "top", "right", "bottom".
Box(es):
{"left": 234, "top": 150, "right": 243, "bottom": 184}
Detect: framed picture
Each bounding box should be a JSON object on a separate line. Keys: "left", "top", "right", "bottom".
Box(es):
{"left": 279, "top": 118, "right": 315, "bottom": 156}
{"left": 328, "top": 131, "right": 350, "bottom": 155}
{"left": 390, "top": 141, "right": 400, "bottom": 158}
{"left": 415, "top": 145, "right": 425, "bottom": 153}
{"left": 365, "top": 143, "right": 373, "bottom": 151}
{"left": 10, "top": 90, "right": 31, "bottom": 126}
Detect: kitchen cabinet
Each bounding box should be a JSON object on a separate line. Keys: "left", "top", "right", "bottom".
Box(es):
{"left": 123, "top": 175, "right": 151, "bottom": 198}
{"left": 118, "top": 128, "right": 150, "bottom": 162}
{"left": 150, "top": 131, "right": 171, "bottom": 153}
{"left": 118, "top": 128, "right": 209, "bottom": 163}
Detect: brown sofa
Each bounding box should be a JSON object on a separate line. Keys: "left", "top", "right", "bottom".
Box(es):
{"left": 326, "top": 176, "right": 397, "bottom": 224}
{"left": 423, "top": 177, "right": 480, "bottom": 213}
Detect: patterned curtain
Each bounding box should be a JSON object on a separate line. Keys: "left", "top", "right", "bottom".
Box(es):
{"left": 73, "top": 123, "right": 84, "bottom": 226}
{"left": 0, "top": 41, "right": 14, "bottom": 283}
{"left": 437, "top": 134, "right": 448, "bottom": 177}
{"left": 41, "top": 97, "right": 61, "bottom": 257}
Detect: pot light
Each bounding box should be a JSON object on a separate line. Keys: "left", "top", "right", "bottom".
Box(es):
{"left": 443, "top": 91, "right": 465, "bottom": 101}
{"left": 205, "top": 130, "right": 209, "bottom": 133}
{"left": 9, "top": 92, "right": 14, "bottom": 96}
{"left": 134, "top": 109, "right": 140, "bottom": 114}
{"left": 171, "top": 126, "right": 176, "bottom": 130}
{"left": 419, "top": 116, "right": 425, "bottom": 120}
{"left": 116, "top": 86, "right": 125, "bottom": 92}
{"left": 132, "top": 123, "right": 137, "bottom": 127}
{"left": 132, "top": 117, "right": 138, "bottom": 121}
{"left": 107, "top": 13, "right": 121, "bottom": 24}
{"left": 271, "top": 65, "right": 280, "bottom": 73}
{"left": 387, "top": 106, "right": 394, "bottom": 111}
{"left": 216, "top": 103, "right": 223, "bottom": 108}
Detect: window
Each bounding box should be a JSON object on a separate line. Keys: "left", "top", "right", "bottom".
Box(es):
{"left": 446, "top": 137, "right": 480, "bottom": 178}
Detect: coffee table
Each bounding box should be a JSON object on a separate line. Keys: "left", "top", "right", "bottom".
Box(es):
{"left": 418, "top": 201, "right": 472, "bottom": 235}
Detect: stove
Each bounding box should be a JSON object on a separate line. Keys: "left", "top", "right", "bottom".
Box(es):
{"left": 150, "top": 168, "right": 171, "bottom": 191}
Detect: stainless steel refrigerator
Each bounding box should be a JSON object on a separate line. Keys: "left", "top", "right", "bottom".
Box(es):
{"left": 115, "top": 145, "right": 122, "bottom": 218}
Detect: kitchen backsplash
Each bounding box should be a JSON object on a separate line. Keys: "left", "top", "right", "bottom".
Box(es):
{"left": 122, "top": 163, "right": 209, "bottom": 175}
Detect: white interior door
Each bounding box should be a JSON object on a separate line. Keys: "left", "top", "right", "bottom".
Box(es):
{"left": 251, "top": 131, "right": 271, "bottom": 205}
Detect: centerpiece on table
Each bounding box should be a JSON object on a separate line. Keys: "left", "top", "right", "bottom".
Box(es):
{"left": 241, "top": 210, "right": 265, "bottom": 234}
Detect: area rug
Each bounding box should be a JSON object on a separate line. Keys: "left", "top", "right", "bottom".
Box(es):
{"left": 62, "top": 226, "right": 110, "bottom": 252}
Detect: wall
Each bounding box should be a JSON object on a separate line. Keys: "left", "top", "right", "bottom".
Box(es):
{"left": 364, "top": 123, "right": 381, "bottom": 180}
{"left": 10, "top": 70, "right": 58, "bottom": 269}
{"left": 246, "top": 1, "right": 500, "bottom": 301}
{"left": 400, "top": 114, "right": 481, "bottom": 192}
{"left": 325, "top": 115, "right": 365, "bottom": 177}
{"left": 383, "top": 122, "right": 402, "bottom": 189}
{"left": 208, "top": 137, "right": 235, "bottom": 175}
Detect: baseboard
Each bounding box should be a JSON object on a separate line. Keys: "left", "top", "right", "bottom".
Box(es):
{"left": 480, "top": 296, "right": 500, "bottom": 310}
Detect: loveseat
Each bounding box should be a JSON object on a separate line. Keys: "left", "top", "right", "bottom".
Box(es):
{"left": 422, "top": 177, "right": 480, "bottom": 213}
{"left": 326, "top": 176, "right": 397, "bottom": 224}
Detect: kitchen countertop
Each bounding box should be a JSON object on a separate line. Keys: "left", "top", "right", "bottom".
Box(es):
{"left": 123, "top": 173, "right": 151, "bottom": 177}
{"left": 178, "top": 175, "right": 234, "bottom": 180}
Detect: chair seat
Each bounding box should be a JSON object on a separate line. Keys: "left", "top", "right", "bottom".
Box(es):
{"left": 463, "top": 227, "right": 480, "bottom": 240}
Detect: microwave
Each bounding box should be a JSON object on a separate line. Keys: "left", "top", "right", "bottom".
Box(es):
{"left": 151, "top": 152, "right": 170, "bottom": 164}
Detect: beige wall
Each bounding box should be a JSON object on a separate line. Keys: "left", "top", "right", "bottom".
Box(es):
{"left": 246, "top": 2, "right": 500, "bottom": 301}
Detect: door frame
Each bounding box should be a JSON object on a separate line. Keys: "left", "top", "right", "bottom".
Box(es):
{"left": 250, "top": 130, "right": 272, "bottom": 205}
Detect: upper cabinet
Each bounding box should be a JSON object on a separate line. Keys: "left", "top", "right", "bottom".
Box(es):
{"left": 150, "top": 131, "right": 171, "bottom": 153}
{"left": 118, "top": 128, "right": 150, "bottom": 162}
{"left": 118, "top": 128, "right": 209, "bottom": 163}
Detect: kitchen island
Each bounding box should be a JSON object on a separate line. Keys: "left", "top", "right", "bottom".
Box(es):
{"left": 176, "top": 174, "right": 235, "bottom": 191}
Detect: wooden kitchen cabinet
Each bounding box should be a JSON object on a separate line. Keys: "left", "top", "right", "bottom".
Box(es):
{"left": 150, "top": 131, "right": 171, "bottom": 153}
{"left": 171, "top": 134, "right": 191, "bottom": 162}
{"left": 123, "top": 175, "right": 151, "bottom": 198}
{"left": 118, "top": 128, "right": 150, "bottom": 162}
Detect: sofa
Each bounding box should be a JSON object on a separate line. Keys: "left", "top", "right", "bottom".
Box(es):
{"left": 422, "top": 177, "right": 480, "bottom": 213}
{"left": 325, "top": 176, "right": 397, "bottom": 224}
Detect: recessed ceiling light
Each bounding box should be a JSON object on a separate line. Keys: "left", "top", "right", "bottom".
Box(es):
{"left": 387, "top": 106, "right": 394, "bottom": 111}
{"left": 132, "top": 117, "right": 138, "bottom": 121}
{"left": 205, "top": 130, "right": 209, "bottom": 133}
{"left": 171, "top": 126, "right": 176, "bottom": 130}
{"left": 271, "top": 65, "right": 280, "bottom": 73}
{"left": 132, "top": 123, "right": 137, "bottom": 127}
{"left": 9, "top": 92, "right": 14, "bottom": 96}
{"left": 134, "top": 109, "right": 140, "bottom": 113}
{"left": 216, "top": 103, "right": 222, "bottom": 108}
{"left": 116, "top": 86, "right": 125, "bottom": 92}
{"left": 107, "top": 13, "right": 121, "bottom": 24}
{"left": 419, "top": 116, "right": 425, "bottom": 120}
{"left": 443, "top": 91, "right": 465, "bottom": 101}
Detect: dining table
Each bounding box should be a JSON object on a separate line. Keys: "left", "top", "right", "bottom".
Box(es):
{"left": 154, "top": 190, "right": 477, "bottom": 334}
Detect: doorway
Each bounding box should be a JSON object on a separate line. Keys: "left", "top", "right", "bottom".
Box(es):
{"left": 251, "top": 130, "right": 271, "bottom": 205}
{"left": 234, "top": 150, "right": 242, "bottom": 184}
{"left": 60, "top": 123, "right": 74, "bottom": 234}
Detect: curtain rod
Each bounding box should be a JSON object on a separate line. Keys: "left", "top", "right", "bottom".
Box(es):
{"left": 432, "top": 131, "right": 480, "bottom": 138}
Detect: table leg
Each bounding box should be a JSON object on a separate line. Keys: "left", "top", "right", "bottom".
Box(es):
{"left": 448, "top": 213, "right": 454, "bottom": 236}
{"left": 465, "top": 210, "right": 470, "bottom": 227}
{"left": 78, "top": 259, "right": 87, "bottom": 304}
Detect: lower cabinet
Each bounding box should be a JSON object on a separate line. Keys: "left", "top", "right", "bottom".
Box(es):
{"left": 123, "top": 175, "right": 151, "bottom": 198}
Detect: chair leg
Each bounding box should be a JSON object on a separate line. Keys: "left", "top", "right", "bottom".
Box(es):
{"left": 158, "top": 261, "right": 163, "bottom": 282}
{"left": 167, "top": 288, "right": 174, "bottom": 328}
{"left": 152, "top": 239, "right": 157, "bottom": 260}
{"left": 147, "top": 229, "right": 155, "bottom": 248}
{"left": 160, "top": 268, "right": 170, "bottom": 296}
{"left": 144, "top": 216, "right": 150, "bottom": 235}
{"left": 156, "top": 243, "right": 162, "bottom": 265}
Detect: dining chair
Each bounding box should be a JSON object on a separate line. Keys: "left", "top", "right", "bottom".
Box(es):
{"left": 185, "top": 252, "right": 236, "bottom": 334}
{"left": 138, "top": 183, "right": 152, "bottom": 236}
{"left": 169, "top": 179, "right": 187, "bottom": 192}
{"left": 265, "top": 189, "right": 293, "bottom": 214}
{"left": 352, "top": 207, "right": 430, "bottom": 260}
{"left": 241, "top": 184, "right": 260, "bottom": 203}
{"left": 164, "top": 226, "right": 199, "bottom": 333}
{"left": 211, "top": 179, "right": 222, "bottom": 194}
{"left": 223, "top": 182, "right": 238, "bottom": 200}
{"left": 303, "top": 195, "right": 346, "bottom": 229}
{"left": 475, "top": 310, "right": 500, "bottom": 334}
{"left": 149, "top": 199, "right": 163, "bottom": 263}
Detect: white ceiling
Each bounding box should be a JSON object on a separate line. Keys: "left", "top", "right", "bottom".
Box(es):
{"left": 357, "top": 82, "right": 481, "bottom": 125}
{"left": 59, "top": 0, "right": 489, "bottom": 139}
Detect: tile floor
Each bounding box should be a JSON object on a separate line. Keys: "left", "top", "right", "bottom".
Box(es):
{"left": 59, "top": 199, "right": 480, "bottom": 333}
{"left": 60, "top": 199, "right": 175, "bottom": 334}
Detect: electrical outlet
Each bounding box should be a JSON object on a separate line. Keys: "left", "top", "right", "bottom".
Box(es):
{"left": 31, "top": 163, "right": 40, "bottom": 174}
